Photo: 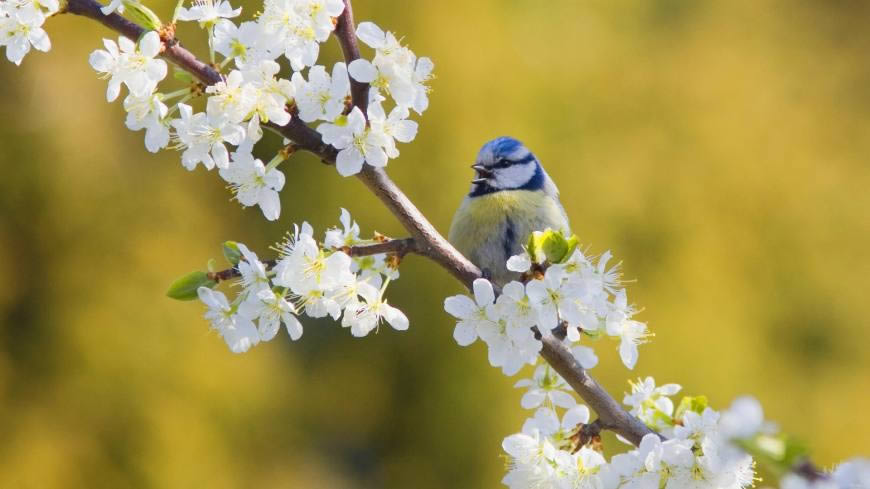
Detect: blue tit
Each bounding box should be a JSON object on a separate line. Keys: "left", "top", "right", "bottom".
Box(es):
{"left": 448, "top": 136, "right": 571, "bottom": 285}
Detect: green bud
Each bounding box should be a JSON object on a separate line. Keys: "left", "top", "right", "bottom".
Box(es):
{"left": 222, "top": 241, "right": 243, "bottom": 266}
{"left": 206, "top": 258, "right": 218, "bottom": 273}
{"left": 674, "top": 395, "right": 709, "bottom": 420}
{"left": 123, "top": 0, "right": 162, "bottom": 30}
{"left": 527, "top": 229, "right": 580, "bottom": 264}
{"left": 166, "top": 271, "right": 217, "bottom": 301}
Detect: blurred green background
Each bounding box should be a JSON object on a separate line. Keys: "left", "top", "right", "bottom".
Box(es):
{"left": 1, "top": 0, "right": 869, "bottom": 487}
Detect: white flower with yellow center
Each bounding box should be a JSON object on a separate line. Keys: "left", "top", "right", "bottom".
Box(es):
{"left": 177, "top": 0, "right": 241, "bottom": 28}
{"left": 291, "top": 62, "right": 350, "bottom": 123}
{"left": 317, "top": 106, "right": 389, "bottom": 176}
{"left": 197, "top": 287, "right": 259, "bottom": 353}
{"left": 123, "top": 92, "right": 169, "bottom": 153}
{"left": 89, "top": 32, "right": 167, "bottom": 101}
{"left": 205, "top": 70, "right": 257, "bottom": 123}
{"left": 218, "top": 147, "right": 285, "bottom": 221}
{"left": 0, "top": 3, "right": 51, "bottom": 66}
{"left": 171, "top": 103, "right": 245, "bottom": 170}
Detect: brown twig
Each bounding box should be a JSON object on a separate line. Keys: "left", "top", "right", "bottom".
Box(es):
{"left": 344, "top": 237, "right": 417, "bottom": 258}
{"left": 333, "top": 0, "right": 369, "bottom": 115}
{"left": 205, "top": 239, "right": 415, "bottom": 283}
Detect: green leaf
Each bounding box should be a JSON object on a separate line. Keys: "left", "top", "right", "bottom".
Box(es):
{"left": 174, "top": 70, "right": 194, "bottom": 83}
{"left": 222, "top": 241, "right": 242, "bottom": 266}
{"left": 674, "top": 395, "right": 709, "bottom": 420}
{"left": 166, "top": 271, "right": 217, "bottom": 301}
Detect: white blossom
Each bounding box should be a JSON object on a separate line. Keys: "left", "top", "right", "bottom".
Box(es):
{"left": 606, "top": 291, "right": 650, "bottom": 370}
{"left": 521, "top": 405, "right": 589, "bottom": 439}
{"left": 832, "top": 458, "right": 870, "bottom": 489}
{"left": 259, "top": 0, "right": 344, "bottom": 70}
{"left": 238, "top": 288, "right": 303, "bottom": 341}
{"left": 214, "top": 19, "right": 279, "bottom": 67}
{"left": 123, "top": 92, "right": 169, "bottom": 153}
{"left": 197, "top": 286, "right": 259, "bottom": 353}
{"left": 494, "top": 281, "right": 537, "bottom": 330}
{"left": 506, "top": 252, "right": 532, "bottom": 273}
{"left": 205, "top": 70, "right": 257, "bottom": 123}
{"left": 324, "top": 207, "right": 361, "bottom": 248}
{"left": 444, "top": 278, "right": 496, "bottom": 347}
{"left": 171, "top": 103, "right": 245, "bottom": 170}
{"left": 623, "top": 377, "right": 681, "bottom": 433}
{"left": 514, "top": 364, "right": 577, "bottom": 410}
{"left": 477, "top": 313, "right": 541, "bottom": 376}
{"left": 219, "top": 147, "right": 285, "bottom": 220}
{"left": 292, "top": 62, "right": 350, "bottom": 123}
{"left": 177, "top": 0, "right": 241, "bottom": 27}
{"left": 719, "top": 396, "right": 770, "bottom": 441}
{"left": 235, "top": 243, "right": 271, "bottom": 295}
{"left": 367, "top": 99, "right": 418, "bottom": 158}
{"left": 273, "top": 228, "right": 355, "bottom": 295}
{"left": 526, "top": 266, "right": 584, "bottom": 332}
{"left": 0, "top": 2, "right": 52, "bottom": 66}
{"left": 349, "top": 21, "right": 433, "bottom": 114}
{"left": 318, "top": 106, "right": 389, "bottom": 176}
{"left": 342, "top": 281, "right": 408, "bottom": 337}
{"left": 240, "top": 59, "right": 294, "bottom": 125}
{"left": 89, "top": 32, "right": 167, "bottom": 102}
{"left": 571, "top": 344, "right": 599, "bottom": 369}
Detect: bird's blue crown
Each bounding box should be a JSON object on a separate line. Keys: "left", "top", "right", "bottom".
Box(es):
{"left": 469, "top": 137, "right": 545, "bottom": 197}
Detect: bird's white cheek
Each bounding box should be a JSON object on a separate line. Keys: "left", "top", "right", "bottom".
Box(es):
{"left": 495, "top": 163, "right": 536, "bottom": 188}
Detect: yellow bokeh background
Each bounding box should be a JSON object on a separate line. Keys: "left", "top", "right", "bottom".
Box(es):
{"left": 0, "top": 0, "right": 868, "bottom": 487}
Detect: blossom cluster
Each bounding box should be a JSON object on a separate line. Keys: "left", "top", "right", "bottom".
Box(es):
{"left": 444, "top": 245, "right": 649, "bottom": 375}
{"left": 196, "top": 209, "right": 406, "bottom": 353}
{"left": 2, "top": 0, "right": 433, "bottom": 220}
{"left": 0, "top": 0, "right": 57, "bottom": 65}
{"left": 505, "top": 374, "right": 870, "bottom": 489}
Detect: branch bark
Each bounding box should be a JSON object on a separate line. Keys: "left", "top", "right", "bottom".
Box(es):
{"left": 65, "top": 0, "right": 657, "bottom": 449}
{"left": 206, "top": 238, "right": 416, "bottom": 283}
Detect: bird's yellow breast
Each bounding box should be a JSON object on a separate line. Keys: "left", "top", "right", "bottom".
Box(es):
{"left": 448, "top": 190, "right": 570, "bottom": 284}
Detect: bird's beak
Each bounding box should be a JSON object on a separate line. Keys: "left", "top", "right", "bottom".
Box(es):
{"left": 471, "top": 164, "right": 493, "bottom": 184}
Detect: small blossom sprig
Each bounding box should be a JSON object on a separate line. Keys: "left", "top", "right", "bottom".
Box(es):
{"left": 504, "top": 374, "right": 870, "bottom": 489}
{"left": 0, "top": 0, "right": 58, "bottom": 65}
{"left": 2, "top": 0, "right": 433, "bottom": 221}
{"left": 167, "top": 209, "right": 409, "bottom": 353}
{"left": 444, "top": 229, "right": 649, "bottom": 375}
{"left": 74, "top": 0, "right": 429, "bottom": 217}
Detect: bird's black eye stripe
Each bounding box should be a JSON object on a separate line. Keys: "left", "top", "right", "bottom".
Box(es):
{"left": 489, "top": 154, "right": 535, "bottom": 169}
{"left": 491, "top": 158, "right": 512, "bottom": 169}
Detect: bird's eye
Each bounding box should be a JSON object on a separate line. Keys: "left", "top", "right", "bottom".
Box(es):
{"left": 492, "top": 158, "right": 512, "bottom": 169}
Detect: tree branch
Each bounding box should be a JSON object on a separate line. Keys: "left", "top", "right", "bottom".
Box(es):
{"left": 540, "top": 334, "right": 655, "bottom": 445}
{"left": 344, "top": 237, "right": 417, "bottom": 257}
{"left": 206, "top": 239, "right": 416, "bottom": 283}
{"left": 65, "top": 0, "right": 661, "bottom": 449}
{"left": 333, "top": 0, "right": 369, "bottom": 114}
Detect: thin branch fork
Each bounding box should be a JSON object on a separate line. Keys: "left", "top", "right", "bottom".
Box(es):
{"left": 206, "top": 238, "right": 416, "bottom": 283}
{"left": 63, "top": 0, "right": 660, "bottom": 449}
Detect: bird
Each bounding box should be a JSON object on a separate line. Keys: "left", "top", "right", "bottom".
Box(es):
{"left": 448, "top": 136, "right": 571, "bottom": 285}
